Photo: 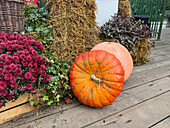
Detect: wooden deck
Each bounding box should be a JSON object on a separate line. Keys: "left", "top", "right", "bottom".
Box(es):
{"left": 1, "top": 28, "right": 170, "bottom": 128}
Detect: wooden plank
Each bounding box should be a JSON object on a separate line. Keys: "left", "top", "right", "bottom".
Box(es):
{"left": 0, "top": 94, "right": 38, "bottom": 124}
{"left": 13, "top": 76, "right": 170, "bottom": 128}
{"left": 0, "top": 94, "right": 30, "bottom": 112}
{"left": 0, "top": 101, "right": 81, "bottom": 127}
{"left": 151, "top": 116, "right": 170, "bottom": 128}
{"left": 154, "top": 44, "right": 170, "bottom": 49}
{"left": 89, "top": 92, "right": 170, "bottom": 128}
{"left": 133, "top": 58, "right": 170, "bottom": 73}
{"left": 148, "top": 54, "right": 170, "bottom": 63}
{"left": 125, "top": 59, "right": 170, "bottom": 90}
{"left": 0, "top": 103, "right": 38, "bottom": 125}
{"left": 152, "top": 47, "right": 170, "bottom": 56}
{"left": 133, "top": 43, "right": 170, "bottom": 72}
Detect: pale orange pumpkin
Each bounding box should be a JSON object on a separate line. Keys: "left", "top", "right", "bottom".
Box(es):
{"left": 69, "top": 50, "right": 125, "bottom": 108}
{"left": 91, "top": 42, "right": 133, "bottom": 81}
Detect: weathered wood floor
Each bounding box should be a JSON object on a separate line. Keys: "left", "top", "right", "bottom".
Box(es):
{"left": 1, "top": 28, "right": 170, "bottom": 128}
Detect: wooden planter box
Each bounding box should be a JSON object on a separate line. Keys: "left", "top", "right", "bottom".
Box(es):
{"left": 0, "top": 94, "right": 38, "bottom": 124}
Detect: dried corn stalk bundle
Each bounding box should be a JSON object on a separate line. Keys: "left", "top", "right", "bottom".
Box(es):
{"left": 118, "top": 0, "right": 132, "bottom": 16}
{"left": 131, "top": 38, "right": 151, "bottom": 65}
{"left": 44, "top": 0, "right": 99, "bottom": 63}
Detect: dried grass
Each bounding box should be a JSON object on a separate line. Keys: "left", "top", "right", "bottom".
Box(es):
{"left": 131, "top": 38, "right": 151, "bottom": 65}
{"left": 118, "top": 0, "right": 132, "bottom": 16}
{"left": 44, "top": 0, "right": 99, "bottom": 64}
{"left": 25, "top": 32, "right": 40, "bottom": 39}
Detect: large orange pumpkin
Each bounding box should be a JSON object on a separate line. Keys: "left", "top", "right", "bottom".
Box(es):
{"left": 91, "top": 42, "right": 133, "bottom": 81}
{"left": 69, "top": 50, "right": 125, "bottom": 108}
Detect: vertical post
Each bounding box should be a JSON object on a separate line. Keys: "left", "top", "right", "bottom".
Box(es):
{"left": 157, "top": 0, "right": 167, "bottom": 40}
{"left": 150, "top": 0, "right": 155, "bottom": 31}
{"left": 154, "top": 0, "right": 163, "bottom": 37}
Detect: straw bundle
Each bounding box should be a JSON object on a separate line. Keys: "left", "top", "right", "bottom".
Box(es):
{"left": 118, "top": 0, "right": 132, "bottom": 16}
{"left": 131, "top": 38, "right": 151, "bottom": 65}
{"left": 44, "top": 0, "right": 99, "bottom": 63}
{"left": 25, "top": 32, "right": 40, "bottom": 39}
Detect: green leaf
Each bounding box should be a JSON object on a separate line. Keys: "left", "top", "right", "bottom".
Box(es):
{"left": 35, "top": 28, "right": 41, "bottom": 33}
{"left": 30, "top": 100, "right": 35, "bottom": 106}
{"left": 47, "top": 100, "right": 53, "bottom": 106}
{"left": 36, "top": 121, "right": 41, "bottom": 126}
{"left": 43, "top": 96, "right": 49, "bottom": 101}
{"left": 35, "top": 113, "right": 39, "bottom": 118}
{"left": 27, "top": 27, "right": 33, "bottom": 32}
{"left": 48, "top": 25, "right": 53, "bottom": 28}
{"left": 21, "top": 31, "right": 25, "bottom": 35}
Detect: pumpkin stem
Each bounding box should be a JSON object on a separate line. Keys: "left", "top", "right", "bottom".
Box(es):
{"left": 90, "top": 74, "right": 101, "bottom": 89}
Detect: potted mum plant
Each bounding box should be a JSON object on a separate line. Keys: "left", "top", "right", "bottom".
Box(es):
{"left": 99, "top": 14, "right": 153, "bottom": 65}
{"left": 0, "top": 32, "right": 51, "bottom": 108}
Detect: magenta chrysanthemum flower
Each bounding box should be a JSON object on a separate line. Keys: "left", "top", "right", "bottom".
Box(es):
{"left": 0, "top": 82, "right": 7, "bottom": 89}
{"left": 38, "top": 68, "right": 42, "bottom": 74}
{"left": 6, "top": 56, "right": 13, "bottom": 61}
{"left": 28, "top": 63, "right": 33, "bottom": 68}
{"left": 18, "top": 51, "right": 25, "bottom": 55}
{"left": 41, "top": 80, "right": 47, "bottom": 83}
{"left": 4, "top": 65, "right": 11, "bottom": 73}
{"left": 27, "top": 55, "right": 32, "bottom": 61}
{"left": 46, "top": 76, "right": 51, "bottom": 81}
{"left": 10, "top": 83, "right": 17, "bottom": 88}
{"left": 7, "top": 45, "right": 14, "bottom": 51}
{"left": 10, "top": 63, "right": 17, "bottom": 72}
{"left": 26, "top": 84, "right": 32, "bottom": 90}
{"left": 20, "top": 54, "right": 26, "bottom": 60}
{"left": 32, "top": 57, "right": 37, "bottom": 63}
{"left": 24, "top": 43, "right": 30, "bottom": 47}
{"left": 41, "top": 65, "right": 46, "bottom": 70}
{"left": 0, "top": 68, "right": 3, "bottom": 73}
{"left": 33, "top": 63, "right": 38, "bottom": 69}
{"left": 0, "top": 43, "right": 6, "bottom": 48}
{"left": 16, "top": 68, "right": 23, "bottom": 75}
{"left": 29, "top": 68, "right": 34, "bottom": 72}
{"left": 13, "top": 56, "right": 19, "bottom": 62}
{"left": 43, "top": 71, "right": 47, "bottom": 77}
{"left": 4, "top": 73, "right": 12, "bottom": 81}
{"left": 0, "top": 89, "right": 8, "bottom": 97}
{"left": 31, "top": 50, "right": 38, "bottom": 56}
{"left": 10, "top": 76, "right": 16, "bottom": 84}
{"left": 16, "top": 64, "right": 21, "bottom": 69}
{"left": 30, "top": 77, "right": 36, "bottom": 83}
{"left": 0, "top": 54, "right": 7, "bottom": 61}
{"left": 21, "top": 60, "right": 28, "bottom": 66}
{"left": 24, "top": 72, "right": 32, "bottom": 79}
{"left": 37, "top": 55, "right": 42, "bottom": 60}
{"left": 0, "top": 62, "right": 4, "bottom": 67}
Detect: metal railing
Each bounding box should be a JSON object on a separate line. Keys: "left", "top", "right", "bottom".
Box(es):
{"left": 130, "top": 0, "right": 167, "bottom": 40}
